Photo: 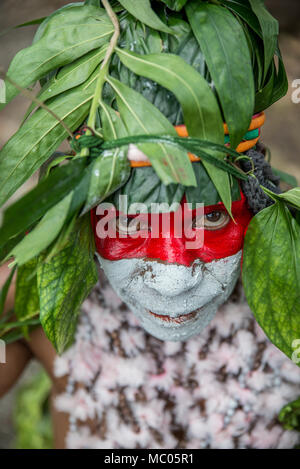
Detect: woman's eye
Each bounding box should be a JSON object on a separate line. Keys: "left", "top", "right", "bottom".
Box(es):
{"left": 115, "top": 217, "right": 150, "bottom": 235}
{"left": 193, "top": 211, "right": 230, "bottom": 231}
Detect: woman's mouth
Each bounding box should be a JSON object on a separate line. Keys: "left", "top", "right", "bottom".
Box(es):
{"left": 148, "top": 309, "right": 200, "bottom": 325}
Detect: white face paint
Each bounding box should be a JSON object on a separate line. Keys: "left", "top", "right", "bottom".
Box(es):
{"left": 96, "top": 251, "right": 242, "bottom": 342}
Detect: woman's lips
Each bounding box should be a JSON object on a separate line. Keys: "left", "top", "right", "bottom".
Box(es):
{"left": 148, "top": 309, "right": 199, "bottom": 324}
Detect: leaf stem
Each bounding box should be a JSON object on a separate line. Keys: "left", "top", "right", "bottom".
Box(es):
{"left": 81, "top": 0, "right": 120, "bottom": 156}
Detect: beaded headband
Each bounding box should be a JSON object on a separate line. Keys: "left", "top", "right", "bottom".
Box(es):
{"left": 128, "top": 112, "right": 265, "bottom": 168}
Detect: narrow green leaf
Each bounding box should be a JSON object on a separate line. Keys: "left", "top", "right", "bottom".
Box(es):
{"left": 0, "top": 17, "right": 47, "bottom": 39}
{"left": 1, "top": 4, "right": 113, "bottom": 108}
{"left": 0, "top": 318, "right": 40, "bottom": 331}
{"left": 272, "top": 169, "right": 298, "bottom": 189}
{"left": 0, "top": 73, "right": 98, "bottom": 207}
{"left": 83, "top": 104, "right": 131, "bottom": 213}
{"left": 107, "top": 76, "right": 196, "bottom": 187}
{"left": 186, "top": 1, "right": 255, "bottom": 151}
{"left": 118, "top": 0, "right": 173, "bottom": 34}
{"left": 243, "top": 202, "right": 300, "bottom": 363}
{"left": 37, "top": 216, "right": 98, "bottom": 354}
{"left": 248, "top": 0, "right": 279, "bottom": 81}
{"left": 15, "top": 259, "right": 40, "bottom": 321}
{"left": 219, "top": 0, "right": 262, "bottom": 37}
{"left": 8, "top": 192, "right": 74, "bottom": 266}
{"left": 268, "top": 48, "right": 288, "bottom": 107}
{"left": 23, "top": 46, "right": 108, "bottom": 121}
{"left": 0, "top": 159, "right": 86, "bottom": 248}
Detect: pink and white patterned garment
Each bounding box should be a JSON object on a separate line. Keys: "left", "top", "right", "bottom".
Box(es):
{"left": 54, "top": 279, "right": 300, "bottom": 449}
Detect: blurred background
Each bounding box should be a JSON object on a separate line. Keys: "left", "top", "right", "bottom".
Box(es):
{"left": 0, "top": 0, "right": 299, "bottom": 449}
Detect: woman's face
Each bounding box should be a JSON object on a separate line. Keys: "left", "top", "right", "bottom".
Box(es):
{"left": 92, "top": 195, "right": 252, "bottom": 341}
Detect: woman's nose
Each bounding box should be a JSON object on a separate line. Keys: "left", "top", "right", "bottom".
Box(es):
{"left": 142, "top": 259, "right": 204, "bottom": 297}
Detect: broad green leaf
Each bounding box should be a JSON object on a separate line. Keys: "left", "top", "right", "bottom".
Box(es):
{"left": 118, "top": 0, "right": 173, "bottom": 34}
{"left": 219, "top": 0, "right": 262, "bottom": 37}
{"left": 1, "top": 4, "right": 113, "bottom": 108}
{"left": 37, "top": 216, "right": 98, "bottom": 354}
{"left": 8, "top": 192, "right": 74, "bottom": 266}
{"left": 33, "top": 3, "right": 86, "bottom": 43}
{"left": 248, "top": 0, "right": 279, "bottom": 81}
{"left": 23, "top": 46, "right": 108, "bottom": 121}
{"left": 107, "top": 76, "right": 196, "bottom": 187}
{"left": 0, "top": 266, "right": 16, "bottom": 316}
{"left": 279, "top": 397, "right": 300, "bottom": 432}
{"left": 159, "top": 0, "right": 188, "bottom": 11}
{"left": 15, "top": 259, "right": 40, "bottom": 321}
{"left": 278, "top": 188, "right": 300, "bottom": 210}
{"left": 0, "top": 159, "right": 86, "bottom": 248}
{"left": 243, "top": 202, "right": 300, "bottom": 363}
{"left": 0, "top": 73, "right": 98, "bottom": 207}
{"left": 186, "top": 1, "right": 254, "bottom": 151}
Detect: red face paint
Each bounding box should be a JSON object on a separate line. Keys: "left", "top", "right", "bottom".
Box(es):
{"left": 91, "top": 193, "right": 252, "bottom": 267}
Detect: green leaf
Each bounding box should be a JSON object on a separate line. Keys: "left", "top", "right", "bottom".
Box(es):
{"left": 0, "top": 159, "right": 86, "bottom": 249}
{"left": 254, "top": 62, "right": 275, "bottom": 113}
{"left": 268, "top": 48, "right": 288, "bottom": 107}
{"left": 1, "top": 4, "right": 113, "bottom": 108}
{"left": 0, "top": 73, "right": 98, "bottom": 207}
{"left": 219, "top": 0, "right": 262, "bottom": 37}
{"left": 278, "top": 188, "right": 300, "bottom": 210}
{"left": 83, "top": 104, "right": 131, "bottom": 213}
{"left": 107, "top": 76, "right": 196, "bottom": 187}
{"left": 186, "top": 1, "right": 255, "bottom": 151}
{"left": 159, "top": 0, "right": 188, "bottom": 11}
{"left": 248, "top": 0, "right": 279, "bottom": 81}
{"left": 115, "top": 47, "right": 234, "bottom": 213}
{"left": 15, "top": 259, "right": 40, "bottom": 321}
{"left": 243, "top": 202, "right": 300, "bottom": 363}
{"left": 108, "top": 166, "right": 185, "bottom": 213}
{"left": 272, "top": 169, "right": 298, "bottom": 189}
{"left": 279, "top": 397, "right": 300, "bottom": 432}
{"left": 116, "top": 49, "right": 224, "bottom": 143}
{"left": 118, "top": 0, "right": 173, "bottom": 34}
{"left": 0, "top": 266, "right": 16, "bottom": 316}
{"left": 100, "top": 134, "right": 248, "bottom": 180}
{"left": 23, "top": 46, "right": 108, "bottom": 121}
{"left": 8, "top": 192, "right": 74, "bottom": 266}
{"left": 37, "top": 215, "right": 98, "bottom": 354}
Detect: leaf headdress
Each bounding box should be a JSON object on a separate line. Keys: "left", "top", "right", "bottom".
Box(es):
{"left": 0, "top": 0, "right": 299, "bottom": 363}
